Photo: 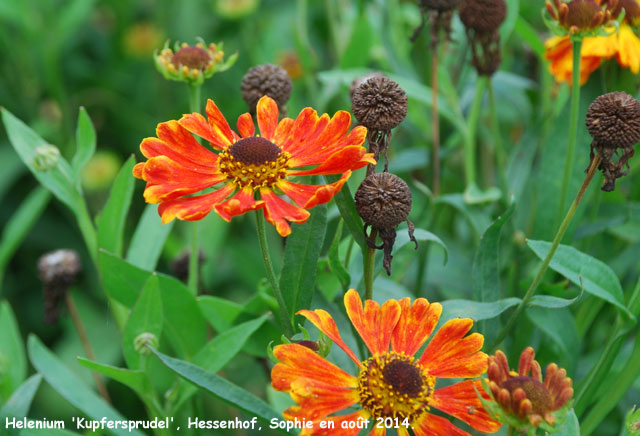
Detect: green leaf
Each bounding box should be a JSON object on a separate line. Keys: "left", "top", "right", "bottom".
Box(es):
{"left": 122, "top": 275, "right": 163, "bottom": 370}
{"left": 440, "top": 298, "right": 521, "bottom": 325}
{"left": 99, "top": 249, "right": 150, "bottom": 307}
{"left": 555, "top": 410, "right": 580, "bottom": 435}
{"left": 527, "top": 240, "right": 632, "bottom": 318}
{"left": 98, "top": 251, "right": 207, "bottom": 358}
{"left": 529, "top": 294, "right": 581, "bottom": 308}
{"left": 126, "top": 204, "right": 174, "bottom": 270}
{"left": 514, "top": 16, "right": 544, "bottom": 57}
{"left": 76, "top": 358, "right": 152, "bottom": 400}
{"left": 0, "top": 145, "right": 25, "bottom": 203}
{"left": 71, "top": 107, "right": 96, "bottom": 180}
{"left": 0, "top": 187, "right": 50, "bottom": 287}
{"left": 27, "top": 335, "right": 146, "bottom": 436}
{"left": 1, "top": 108, "right": 82, "bottom": 214}
{"left": 339, "top": 15, "right": 372, "bottom": 69}
{"left": 526, "top": 307, "right": 579, "bottom": 371}
{"left": 96, "top": 156, "right": 135, "bottom": 257}
{"left": 280, "top": 204, "right": 327, "bottom": 322}
{"left": 0, "top": 374, "right": 42, "bottom": 422}
{"left": 398, "top": 228, "right": 448, "bottom": 265}
{"left": 326, "top": 176, "right": 366, "bottom": 249}
{"left": 20, "top": 429, "right": 81, "bottom": 436}
{"left": 328, "top": 220, "right": 350, "bottom": 292}
{"left": 198, "top": 296, "right": 244, "bottom": 332}
{"left": 174, "top": 315, "right": 268, "bottom": 410}
{"left": 150, "top": 348, "right": 286, "bottom": 434}
{"left": 0, "top": 301, "right": 26, "bottom": 400}
{"left": 434, "top": 194, "right": 492, "bottom": 241}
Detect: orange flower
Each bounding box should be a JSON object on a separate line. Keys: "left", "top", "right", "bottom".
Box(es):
{"left": 133, "top": 96, "right": 373, "bottom": 236}
{"left": 271, "top": 289, "right": 501, "bottom": 436}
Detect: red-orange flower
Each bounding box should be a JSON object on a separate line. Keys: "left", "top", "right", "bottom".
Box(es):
{"left": 271, "top": 289, "right": 501, "bottom": 436}
{"left": 133, "top": 96, "right": 373, "bottom": 236}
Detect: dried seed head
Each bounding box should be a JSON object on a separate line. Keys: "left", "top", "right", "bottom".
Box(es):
{"left": 586, "top": 91, "right": 640, "bottom": 149}
{"left": 420, "top": 0, "right": 463, "bottom": 11}
{"left": 349, "top": 72, "right": 389, "bottom": 103}
{"left": 38, "top": 249, "right": 81, "bottom": 289}
{"left": 459, "top": 0, "right": 507, "bottom": 33}
{"left": 241, "top": 63, "right": 292, "bottom": 114}
{"left": 352, "top": 76, "right": 408, "bottom": 131}
{"left": 355, "top": 172, "right": 412, "bottom": 229}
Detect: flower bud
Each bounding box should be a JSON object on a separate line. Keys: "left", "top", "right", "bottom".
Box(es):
{"left": 32, "top": 144, "right": 60, "bottom": 172}
{"left": 241, "top": 63, "right": 292, "bottom": 114}
{"left": 134, "top": 332, "right": 159, "bottom": 355}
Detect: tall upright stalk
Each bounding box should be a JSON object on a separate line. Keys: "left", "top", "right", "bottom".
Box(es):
{"left": 187, "top": 83, "right": 201, "bottom": 294}
{"left": 431, "top": 48, "right": 441, "bottom": 196}
{"left": 488, "top": 79, "right": 507, "bottom": 196}
{"left": 556, "top": 38, "right": 583, "bottom": 225}
{"left": 464, "top": 76, "right": 487, "bottom": 189}
{"left": 490, "top": 153, "right": 601, "bottom": 350}
{"left": 255, "top": 211, "right": 294, "bottom": 337}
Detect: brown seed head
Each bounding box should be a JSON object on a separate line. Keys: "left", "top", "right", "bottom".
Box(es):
{"left": 420, "top": 0, "right": 463, "bottom": 11}
{"left": 562, "top": 0, "right": 605, "bottom": 29}
{"left": 459, "top": 0, "right": 508, "bottom": 33}
{"left": 229, "top": 137, "right": 282, "bottom": 165}
{"left": 355, "top": 172, "right": 412, "bottom": 229}
{"left": 241, "top": 63, "right": 292, "bottom": 114}
{"left": 349, "top": 72, "right": 389, "bottom": 103}
{"left": 171, "top": 46, "right": 211, "bottom": 71}
{"left": 352, "top": 76, "right": 408, "bottom": 131}
{"left": 586, "top": 91, "right": 640, "bottom": 149}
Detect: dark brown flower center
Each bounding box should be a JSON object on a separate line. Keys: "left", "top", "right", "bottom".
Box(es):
{"left": 612, "top": 0, "right": 640, "bottom": 24}
{"left": 229, "top": 137, "right": 281, "bottom": 165}
{"left": 566, "top": 0, "right": 601, "bottom": 28}
{"left": 382, "top": 359, "right": 424, "bottom": 397}
{"left": 171, "top": 46, "right": 211, "bottom": 70}
{"left": 502, "top": 376, "right": 553, "bottom": 414}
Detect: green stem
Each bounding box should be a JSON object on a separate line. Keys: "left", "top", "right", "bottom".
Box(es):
{"left": 364, "top": 245, "right": 375, "bottom": 300}
{"left": 431, "top": 47, "right": 441, "bottom": 196}
{"left": 76, "top": 201, "right": 98, "bottom": 266}
{"left": 556, "top": 38, "right": 583, "bottom": 226}
{"left": 187, "top": 83, "right": 201, "bottom": 294}
{"left": 488, "top": 79, "right": 508, "bottom": 197}
{"left": 581, "top": 329, "right": 640, "bottom": 436}
{"left": 464, "top": 76, "right": 487, "bottom": 188}
{"left": 490, "top": 153, "right": 601, "bottom": 350}
{"left": 254, "top": 211, "right": 293, "bottom": 338}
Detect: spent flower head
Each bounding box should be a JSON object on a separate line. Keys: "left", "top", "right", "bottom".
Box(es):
{"left": 38, "top": 249, "right": 81, "bottom": 324}
{"left": 481, "top": 347, "right": 573, "bottom": 434}
{"left": 241, "top": 63, "right": 292, "bottom": 114}
{"left": 586, "top": 91, "right": 640, "bottom": 191}
{"left": 154, "top": 39, "right": 237, "bottom": 86}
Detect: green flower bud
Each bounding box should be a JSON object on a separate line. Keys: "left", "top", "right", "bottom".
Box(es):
{"left": 32, "top": 144, "right": 60, "bottom": 171}
{"left": 134, "top": 332, "right": 158, "bottom": 355}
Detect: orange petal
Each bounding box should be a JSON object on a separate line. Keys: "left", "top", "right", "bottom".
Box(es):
{"left": 297, "top": 410, "right": 369, "bottom": 436}
{"left": 344, "top": 289, "right": 401, "bottom": 356}
{"left": 298, "top": 307, "right": 362, "bottom": 367}
{"left": 431, "top": 380, "right": 502, "bottom": 433}
{"left": 289, "top": 125, "right": 368, "bottom": 166}
{"left": 368, "top": 427, "right": 386, "bottom": 436}
{"left": 260, "top": 188, "right": 310, "bottom": 237}
{"left": 237, "top": 112, "right": 255, "bottom": 138}
{"left": 391, "top": 298, "right": 442, "bottom": 356}
{"left": 140, "top": 156, "right": 226, "bottom": 203}
{"left": 271, "top": 344, "right": 357, "bottom": 392}
{"left": 257, "top": 96, "right": 279, "bottom": 141}
{"left": 278, "top": 108, "right": 324, "bottom": 153}
{"left": 277, "top": 171, "right": 350, "bottom": 209}
{"left": 412, "top": 412, "right": 470, "bottom": 436}
{"left": 157, "top": 183, "right": 235, "bottom": 224}
{"left": 142, "top": 121, "right": 219, "bottom": 168}
{"left": 133, "top": 162, "right": 144, "bottom": 179}
{"left": 288, "top": 146, "right": 374, "bottom": 176}
{"left": 418, "top": 319, "right": 488, "bottom": 378}
{"left": 272, "top": 117, "right": 295, "bottom": 148}
{"left": 179, "top": 99, "right": 235, "bottom": 149}
{"left": 214, "top": 186, "right": 263, "bottom": 221}
{"left": 283, "top": 377, "right": 359, "bottom": 421}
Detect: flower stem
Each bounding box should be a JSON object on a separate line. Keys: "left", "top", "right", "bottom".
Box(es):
{"left": 254, "top": 210, "right": 294, "bottom": 338}
{"left": 488, "top": 79, "right": 508, "bottom": 197}
{"left": 187, "top": 83, "right": 201, "bottom": 294}
{"left": 65, "top": 291, "right": 111, "bottom": 403}
{"left": 490, "top": 153, "right": 601, "bottom": 351}
{"left": 431, "top": 47, "right": 441, "bottom": 196}
{"left": 556, "top": 38, "right": 583, "bottom": 226}
{"left": 364, "top": 246, "right": 375, "bottom": 300}
{"left": 464, "top": 75, "right": 487, "bottom": 188}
